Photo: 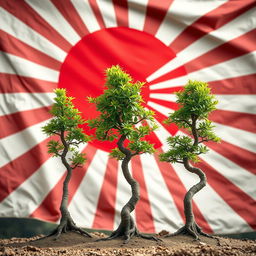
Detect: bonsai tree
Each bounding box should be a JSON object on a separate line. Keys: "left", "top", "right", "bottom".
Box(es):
{"left": 42, "top": 88, "right": 91, "bottom": 239}
{"left": 160, "top": 80, "right": 220, "bottom": 240}
{"left": 88, "top": 65, "right": 158, "bottom": 243}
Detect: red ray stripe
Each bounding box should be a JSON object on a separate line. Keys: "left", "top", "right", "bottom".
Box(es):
{"left": 131, "top": 155, "right": 155, "bottom": 233}
{"left": 149, "top": 86, "right": 183, "bottom": 95}
{"left": 195, "top": 160, "right": 256, "bottom": 229}
{"left": 0, "top": 107, "right": 51, "bottom": 139}
{"left": 0, "top": 73, "right": 57, "bottom": 93}
{"left": 31, "top": 144, "right": 97, "bottom": 221}
{"left": 209, "top": 75, "right": 256, "bottom": 95}
{"left": 112, "top": 0, "right": 128, "bottom": 27}
{"left": 205, "top": 140, "right": 256, "bottom": 176}
{"left": 153, "top": 149, "right": 213, "bottom": 233}
{"left": 0, "top": 31, "right": 61, "bottom": 71}
{"left": 147, "top": 66, "right": 187, "bottom": 87}
{"left": 88, "top": 0, "right": 106, "bottom": 29}
{"left": 0, "top": 138, "right": 51, "bottom": 202}
{"left": 146, "top": 104, "right": 178, "bottom": 136}
{"left": 92, "top": 157, "right": 119, "bottom": 230}
{"left": 185, "top": 29, "right": 256, "bottom": 74}
{"left": 0, "top": 0, "right": 72, "bottom": 52}
{"left": 143, "top": 0, "right": 174, "bottom": 35}
{"left": 169, "top": 0, "right": 256, "bottom": 53}
{"left": 50, "top": 0, "right": 90, "bottom": 38}
{"left": 210, "top": 110, "right": 256, "bottom": 134}
{"left": 149, "top": 98, "right": 179, "bottom": 111}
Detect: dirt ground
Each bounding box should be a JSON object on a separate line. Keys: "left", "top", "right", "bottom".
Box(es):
{"left": 0, "top": 231, "right": 255, "bottom": 256}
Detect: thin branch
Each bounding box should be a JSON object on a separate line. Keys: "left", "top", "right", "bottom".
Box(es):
{"left": 71, "top": 163, "right": 82, "bottom": 169}
{"left": 175, "top": 119, "right": 192, "bottom": 127}
{"left": 133, "top": 117, "right": 146, "bottom": 125}
{"left": 198, "top": 139, "right": 210, "bottom": 144}
{"left": 52, "top": 131, "right": 61, "bottom": 136}
{"left": 68, "top": 140, "right": 84, "bottom": 146}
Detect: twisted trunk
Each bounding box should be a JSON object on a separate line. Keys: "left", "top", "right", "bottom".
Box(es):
{"left": 49, "top": 131, "right": 91, "bottom": 239}
{"left": 183, "top": 158, "right": 206, "bottom": 228}
{"left": 99, "top": 135, "right": 157, "bottom": 243}
{"left": 169, "top": 116, "right": 212, "bottom": 240}
{"left": 118, "top": 135, "right": 140, "bottom": 240}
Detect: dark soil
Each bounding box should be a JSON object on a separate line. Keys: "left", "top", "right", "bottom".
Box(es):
{"left": 0, "top": 231, "right": 255, "bottom": 255}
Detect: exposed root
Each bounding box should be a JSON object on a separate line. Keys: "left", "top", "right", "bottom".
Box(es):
{"left": 166, "top": 222, "right": 219, "bottom": 244}
{"left": 47, "top": 217, "right": 92, "bottom": 240}
{"left": 97, "top": 226, "right": 159, "bottom": 244}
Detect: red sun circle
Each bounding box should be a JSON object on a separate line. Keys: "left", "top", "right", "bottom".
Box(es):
{"left": 59, "top": 27, "right": 182, "bottom": 152}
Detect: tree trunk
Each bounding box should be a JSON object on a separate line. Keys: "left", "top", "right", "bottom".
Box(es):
{"left": 183, "top": 158, "right": 206, "bottom": 228}
{"left": 49, "top": 131, "right": 91, "bottom": 239}
{"left": 118, "top": 135, "right": 140, "bottom": 241}
{"left": 99, "top": 135, "right": 157, "bottom": 243}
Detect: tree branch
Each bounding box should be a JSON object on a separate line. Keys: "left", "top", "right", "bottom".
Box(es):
{"left": 133, "top": 117, "right": 146, "bottom": 125}
{"left": 71, "top": 163, "right": 82, "bottom": 169}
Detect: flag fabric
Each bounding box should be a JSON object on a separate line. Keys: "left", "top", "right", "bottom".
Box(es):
{"left": 0, "top": 0, "right": 255, "bottom": 235}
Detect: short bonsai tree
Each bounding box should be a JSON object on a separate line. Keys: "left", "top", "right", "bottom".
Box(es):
{"left": 42, "top": 88, "right": 91, "bottom": 239}
{"left": 88, "top": 65, "right": 158, "bottom": 243}
{"left": 160, "top": 80, "right": 220, "bottom": 240}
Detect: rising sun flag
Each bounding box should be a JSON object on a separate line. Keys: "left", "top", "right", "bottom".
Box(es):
{"left": 0, "top": 0, "right": 255, "bottom": 235}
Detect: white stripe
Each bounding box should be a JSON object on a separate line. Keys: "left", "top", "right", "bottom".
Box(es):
{"left": 0, "top": 7, "right": 66, "bottom": 62}
{"left": 172, "top": 163, "right": 252, "bottom": 234}
{"left": 152, "top": 7, "right": 256, "bottom": 80}
{"left": 0, "top": 120, "right": 49, "bottom": 168}
{"left": 71, "top": 0, "right": 101, "bottom": 33}
{"left": 0, "top": 52, "right": 59, "bottom": 82}
{"left": 147, "top": 101, "right": 173, "bottom": 117}
{"left": 96, "top": 0, "right": 117, "bottom": 28}
{"left": 149, "top": 51, "right": 256, "bottom": 90}
{"left": 155, "top": 0, "right": 227, "bottom": 46}
{"left": 216, "top": 95, "right": 256, "bottom": 114}
{"left": 25, "top": 0, "right": 80, "bottom": 46}
{"left": 127, "top": 0, "right": 148, "bottom": 30}
{"left": 0, "top": 93, "right": 54, "bottom": 116}
{"left": 113, "top": 161, "right": 135, "bottom": 229}
{"left": 0, "top": 156, "right": 65, "bottom": 217}
{"left": 68, "top": 150, "right": 108, "bottom": 228}
{"left": 213, "top": 122, "right": 256, "bottom": 154}
{"left": 200, "top": 148, "right": 256, "bottom": 200}
{"left": 0, "top": 143, "right": 87, "bottom": 218}
{"left": 150, "top": 93, "right": 177, "bottom": 103}
{"left": 140, "top": 154, "right": 183, "bottom": 232}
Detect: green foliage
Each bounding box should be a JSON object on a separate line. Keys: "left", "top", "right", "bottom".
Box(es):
{"left": 166, "top": 80, "right": 218, "bottom": 127}
{"left": 68, "top": 151, "right": 86, "bottom": 168}
{"left": 88, "top": 65, "right": 158, "bottom": 157}
{"left": 160, "top": 80, "right": 220, "bottom": 164}
{"left": 42, "top": 88, "right": 90, "bottom": 168}
{"left": 110, "top": 148, "right": 126, "bottom": 160}
{"left": 159, "top": 135, "right": 208, "bottom": 163}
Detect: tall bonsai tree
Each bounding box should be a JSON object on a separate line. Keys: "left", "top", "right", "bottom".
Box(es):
{"left": 160, "top": 80, "right": 220, "bottom": 240}
{"left": 88, "top": 65, "right": 158, "bottom": 243}
{"left": 42, "top": 88, "right": 91, "bottom": 239}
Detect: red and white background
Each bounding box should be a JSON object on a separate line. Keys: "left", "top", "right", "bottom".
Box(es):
{"left": 0, "top": 0, "right": 255, "bottom": 235}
